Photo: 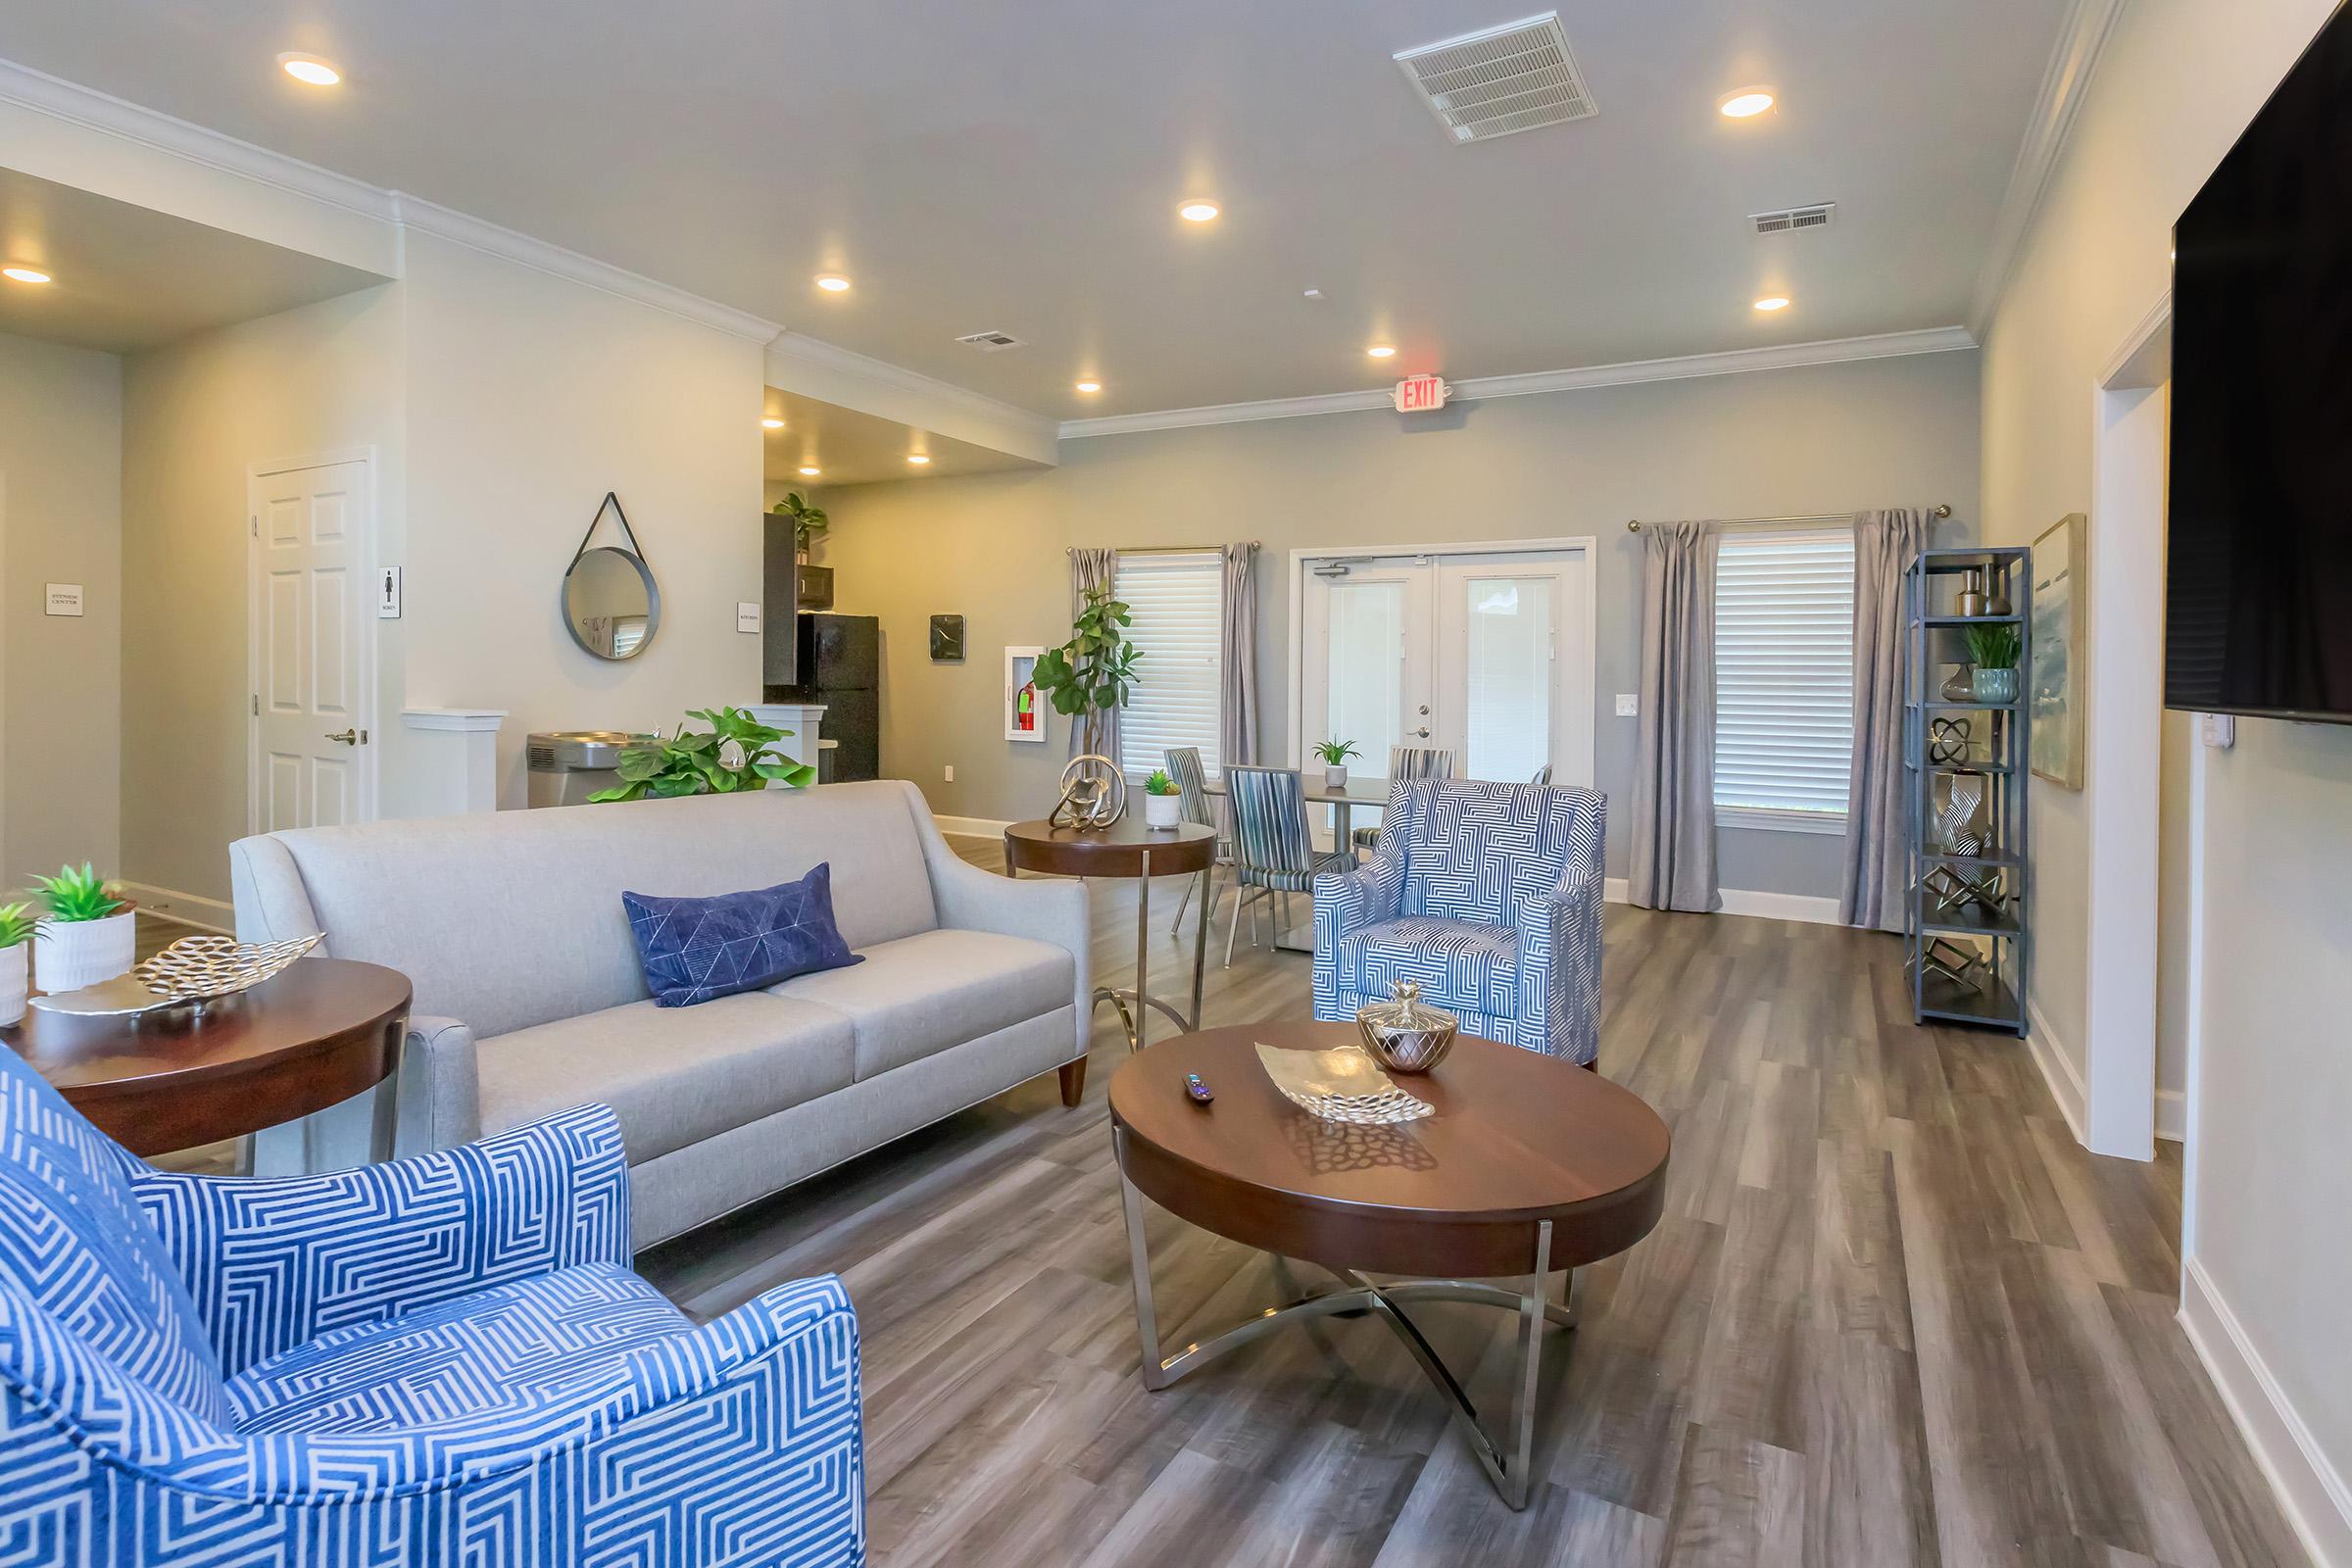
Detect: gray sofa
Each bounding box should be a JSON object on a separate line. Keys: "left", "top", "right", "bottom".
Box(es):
{"left": 230, "top": 781, "right": 1090, "bottom": 1247}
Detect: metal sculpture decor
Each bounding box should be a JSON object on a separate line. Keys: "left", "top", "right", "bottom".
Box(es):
{"left": 1048, "top": 754, "right": 1127, "bottom": 830}
{"left": 1920, "top": 936, "right": 1984, "bottom": 990}
{"left": 1929, "top": 771, "right": 1987, "bottom": 857}
{"left": 1928, "top": 715, "right": 1974, "bottom": 766}
{"left": 31, "top": 932, "right": 323, "bottom": 1017}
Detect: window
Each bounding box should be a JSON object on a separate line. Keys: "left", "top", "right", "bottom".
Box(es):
{"left": 1114, "top": 551, "right": 1223, "bottom": 778}
{"left": 1713, "top": 526, "right": 1855, "bottom": 831}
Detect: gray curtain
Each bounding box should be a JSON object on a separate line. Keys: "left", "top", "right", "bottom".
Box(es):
{"left": 1219, "top": 542, "right": 1259, "bottom": 770}
{"left": 1068, "top": 547, "right": 1120, "bottom": 762}
{"left": 1629, "top": 519, "right": 1722, "bottom": 912}
{"left": 1840, "top": 508, "right": 1932, "bottom": 930}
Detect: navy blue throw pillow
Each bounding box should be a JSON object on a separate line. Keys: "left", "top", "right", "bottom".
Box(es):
{"left": 622, "top": 863, "right": 863, "bottom": 1007}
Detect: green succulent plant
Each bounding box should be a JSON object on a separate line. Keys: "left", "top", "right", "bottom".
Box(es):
{"left": 0, "top": 902, "right": 35, "bottom": 949}
{"left": 589, "top": 707, "right": 816, "bottom": 803}
{"left": 1964, "top": 624, "right": 2022, "bottom": 670}
{"left": 30, "top": 863, "right": 126, "bottom": 923}
{"left": 1144, "top": 768, "right": 1179, "bottom": 797}
{"left": 1311, "top": 739, "right": 1360, "bottom": 766}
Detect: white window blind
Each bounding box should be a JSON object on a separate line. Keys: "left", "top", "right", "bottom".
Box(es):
{"left": 1713, "top": 526, "right": 1856, "bottom": 829}
{"left": 1114, "top": 552, "right": 1223, "bottom": 779}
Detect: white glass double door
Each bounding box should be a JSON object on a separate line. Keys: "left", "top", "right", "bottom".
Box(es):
{"left": 1299, "top": 548, "right": 1592, "bottom": 787}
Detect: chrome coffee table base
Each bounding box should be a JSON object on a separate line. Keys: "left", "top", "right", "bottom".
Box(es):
{"left": 1115, "top": 1152, "right": 1574, "bottom": 1510}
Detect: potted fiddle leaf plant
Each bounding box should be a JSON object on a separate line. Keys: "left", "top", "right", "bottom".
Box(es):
{"left": 1966, "top": 624, "right": 2022, "bottom": 705}
{"left": 0, "top": 902, "right": 33, "bottom": 1026}
{"left": 770, "top": 491, "right": 828, "bottom": 564}
{"left": 1312, "top": 738, "right": 1359, "bottom": 792}
{"left": 30, "top": 864, "right": 135, "bottom": 993}
{"left": 589, "top": 706, "right": 816, "bottom": 802}
{"left": 1142, "top": 768, "right": 1184, "bottom": 831}
{"left": 1031, "top": 586, "right": 1142, "bottom": 754}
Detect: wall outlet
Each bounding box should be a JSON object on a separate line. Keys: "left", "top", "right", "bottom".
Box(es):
{"left": 943, "top": 764, "right": 955, "bottom": 782}
{"left": 736, "top": 601, "right": 760, "bottom": 634}
{"left": 1615, "top": 693, "right": 1639, "bottom": 717}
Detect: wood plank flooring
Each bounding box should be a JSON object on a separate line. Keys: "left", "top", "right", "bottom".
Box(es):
{"left": 634, "top": 842, "right": 2289, "bottom": 1565}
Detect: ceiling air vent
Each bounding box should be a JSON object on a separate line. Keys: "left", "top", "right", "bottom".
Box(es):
{"left": 955, "top": 330, "right": 1024, "bottom": 351}
{"left": 1751, "top": 203, "right": 1837, "bottom": 236}
{"left": 1395, "top": 12, "right": 1596, "bottom": 145}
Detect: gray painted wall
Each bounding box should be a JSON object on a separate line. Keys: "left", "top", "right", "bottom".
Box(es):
{"left": 817, "top": 349, "right": 1982, "bottom": 899}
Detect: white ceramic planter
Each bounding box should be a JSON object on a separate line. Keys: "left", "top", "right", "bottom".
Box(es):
{"left": 1144, "top": 792, "right": 1183, "bottom": 830}
{"left": 1324, "top": 765, "right": 1348, "bottom": 791}
{"left": 34, "top": 909, "right": 136, "bottom": 993}
{"left": 0, "top": 944, "right": 24, "bottom": 1027}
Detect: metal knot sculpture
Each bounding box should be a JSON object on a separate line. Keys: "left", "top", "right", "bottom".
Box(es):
{"left": 1050, "top": 754, "right": 1127, "bottom": 830}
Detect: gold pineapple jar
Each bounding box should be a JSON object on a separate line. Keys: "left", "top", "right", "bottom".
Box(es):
{"left": 1353, "top": 980, "right": 1459, "bottom": 1074}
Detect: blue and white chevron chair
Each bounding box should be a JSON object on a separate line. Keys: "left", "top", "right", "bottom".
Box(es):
{"left": 0, "top": 1046, "right": 864, "bottom": 1566}
{"left": 1313, "top": 778, "right": 1606, "bottom": 1065}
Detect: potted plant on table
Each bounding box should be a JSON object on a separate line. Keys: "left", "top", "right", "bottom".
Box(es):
{"left": 589, "top": 706, "right": 816, "bottom": 801}
{"left": 0, "top": 902, "right": 33, "bottom": 1026}
{"left": 1031, "top": 587, "right": 1143, "bottom": 757}
{"left": 1313, "top": 739, "right": 1359, "bottom": 792}
{"left": 1142, "top": 769, "right": 1184, "bottom": 831}
{"left": 30, "top": 864, "right": 135, "bottom": 993}
{"left": 1966, "top": 625, "right": 2022, "bottom": 705}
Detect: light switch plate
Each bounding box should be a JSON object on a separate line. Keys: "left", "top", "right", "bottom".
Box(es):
{"left": 1614, "top": 693, "right": 1639, "bottom": 717}
{"left": 944, "top": 764, "right": 955, "bottom": 783}
{"left": 736, "top": 602, "right": 760, "bottom": 634}
{"left": 2201, "top": 712, "right": 2235, "bottom": 749}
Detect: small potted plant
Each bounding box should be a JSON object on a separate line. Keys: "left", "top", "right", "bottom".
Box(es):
{"left": 0, "top": 902, "right": 33, "bottom": 1026}
{"left": 1142, "top": 768, "right": 1184, "bottom": 830}
{"left": 30, "top": 863, "right": 135, "bottom": 993}
{"left": 1313, "top": 739, "right": 1359, "bottom": 791}
{"left": 1966, "top": 625, "right": 2022, "bottom": 705}
{"left": 590, "top": 707, "right": 816, "bottom": 801}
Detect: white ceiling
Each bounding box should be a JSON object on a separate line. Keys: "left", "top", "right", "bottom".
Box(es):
{"left": 0, "top": 1, "right": 2066, "bottom": 413}
{"left": 0, "top": 168, "right": 386, "bottom": 353}
{"left": 761, "top": 387, "right": 1043, "bottom": 487}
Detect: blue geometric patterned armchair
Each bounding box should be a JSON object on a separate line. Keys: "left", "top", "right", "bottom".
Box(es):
{"left": 1313, "top": 779, "right": 1607, "bottom": 1064}
{"left": 0, "top": 1045, "right": 864, "bottom": 1566}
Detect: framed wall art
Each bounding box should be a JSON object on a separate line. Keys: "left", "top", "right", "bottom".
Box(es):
{"left": 2030, "top": 513, "right": 2084, "bottom": 789}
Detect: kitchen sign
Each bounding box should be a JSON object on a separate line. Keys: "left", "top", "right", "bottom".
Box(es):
{"left": 1392, "top": 373, "right": 1449, "bottom": 414}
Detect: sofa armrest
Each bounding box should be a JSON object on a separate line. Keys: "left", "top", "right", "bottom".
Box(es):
{"left": 912, "top": 802, "right": 1091, "bottom": 1048}
{"left": 133, "top": 1104, "right": 631, "bottom": 1377}
{"left": 407, "top": 1012, "right": 483, "bottom": 1149}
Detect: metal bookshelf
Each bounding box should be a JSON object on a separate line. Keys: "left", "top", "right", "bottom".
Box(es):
{"left": 1905, "top": 547, "right": 2031, "bottom": 1033}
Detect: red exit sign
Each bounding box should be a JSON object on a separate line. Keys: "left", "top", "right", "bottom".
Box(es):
{"left": 1392, "top": 373, "right": 1449, "bottom": 413}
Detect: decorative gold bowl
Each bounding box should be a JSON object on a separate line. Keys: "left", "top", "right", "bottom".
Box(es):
{"left": 1353, "top": 979, "right": 1458, "bottom": 1074}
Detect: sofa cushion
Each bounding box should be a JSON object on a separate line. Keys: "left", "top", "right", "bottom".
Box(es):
{"left": 475, "top": 993, "right": 856, "bottom": 1162}
{"left": 1330, "top": 916, "right": 1519, "bottom": 1018}
{"left": 623, "top": 863, "right": 861, "bottom": 1007}
{"left": 772, "top": 928, "right": 1073, "bottom": 1081}
{"left": 226, "top": 1262, "right": 688, "bottom": 1437}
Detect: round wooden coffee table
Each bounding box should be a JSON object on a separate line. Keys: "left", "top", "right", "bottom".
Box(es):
{"left": 1004, "top": 817, "right": 1216, "bottom": 1072}
{"left": 1108, "top": 1020, "right": 1670, "bottom": 1509}
{"left": 1, "top": 957, "right": 413, "bottom": 1159}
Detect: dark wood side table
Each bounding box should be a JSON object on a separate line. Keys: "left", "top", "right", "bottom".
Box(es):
{"left": 1108, "top": 1021, "right": 1671, "bottom": 1509}
{"left": 1, "top": 957, "right": 413, "bottom": 1160}
{"left": 1004, "top": 818, "right": 1216, "bottom": 1100}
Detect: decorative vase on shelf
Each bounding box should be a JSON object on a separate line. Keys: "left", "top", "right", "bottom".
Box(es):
{"left": 1324, "top": 765, "right": 1348, "bottom": 791}
{"left": 1956, "top": 567, "right": 1988, "bottom": 618}
{"left": 34, "top": 910, "right": 136, "bottom": 994}
{"left": 1143, "top": 792, "right": 1182, "bottom": 831}
{"left": 1941, "top": 663, "right": 1977, "bottom": 702}
{"left": 0, "top": 944, "right": 25, "bottom": 1028}
{"left": 1971, "top": 665, "right": 2020, "bottom": 704}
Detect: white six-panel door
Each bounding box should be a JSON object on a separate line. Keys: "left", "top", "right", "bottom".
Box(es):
{"left": 249, "top": 458, "right": 373, "bottom": 833}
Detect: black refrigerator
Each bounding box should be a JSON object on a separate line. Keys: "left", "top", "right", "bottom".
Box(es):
{"left": 787, "top": 613, "right": 878, "bottom": 782}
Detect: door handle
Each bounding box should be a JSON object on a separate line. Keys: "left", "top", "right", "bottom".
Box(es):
{"left": 1414, "top": 727, "right": 1431, "bottom": 738}
{"left": 324, "top": 729, "right": 359, "bottom": 746}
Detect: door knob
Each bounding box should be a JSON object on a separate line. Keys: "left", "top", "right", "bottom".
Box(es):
{"left": 323, "top": 729, "right": 359, "bottom": 746}
{"left": 1414, "top": 727, "right": 1431, "bottom": 738}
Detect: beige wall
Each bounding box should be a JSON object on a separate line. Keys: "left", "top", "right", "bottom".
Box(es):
{"left": 1980, "top": 0, "right": 2350, "bottom": 1553}
{"left": 121, "top": 284, "right": 404, "bottom": 909}
{"left": 817, "top": 350, "right": 1982, "bottom": 897}
{"left": 0, "top": 330, "right": 122, "bottom": 889}
{"left": 395, "top": 233, "right": 767, "bottom": 809}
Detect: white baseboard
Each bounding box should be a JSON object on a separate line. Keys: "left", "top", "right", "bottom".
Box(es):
{"left": 2180, "top": 1256, "right": 2352, "bottom": 1568}
{"left": 2156, "top": 1088, "right": 2185, "bottom": 1144}
{"left": 2024, "top": 994, "right": 2089, "bottom": 1145}
{"left": 117, "top": 881, "right": 234, "bottom": 936}
{"left": 934, "top": 814, "right": 1013, "bottom": 838}
{"left": 1601, "top": 876, "right": 1841, "bottom": 926}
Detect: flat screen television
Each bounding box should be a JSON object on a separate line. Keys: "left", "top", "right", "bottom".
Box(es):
{"left": 2166, "top": 0, "right": 2352, "bottom": 720}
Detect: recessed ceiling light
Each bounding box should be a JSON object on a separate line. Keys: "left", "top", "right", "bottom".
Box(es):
{"left": 760, "top": 416, "right": 785, "bottom": 430}
{"left": 1718, "top": 87, "right": 1775, "bottom": 119}
{"left": 799, "top": 466, "right": 821, "bottom": 477}
{"left": 278, "top": 53, "right": 342, "bottom": 86}
{"left": 1753, "top": 295, "right": 1791, "bottom": 312}
{"left": 1178, "top": 200, "right": 1220, "bottom": 222}
{"left": 3, "top": 266, "right": 53, "bottom": 284}
{"left": 1366, "top": 343, "right": 1397, "bottom": 359}
{"left": 906, "top": 453, "right": 932, "bottom": 466}
{"left": 813, "top": 274, "right": 852, "bottom": 293}
{"left": 1074, "top": 379, "right": 1102, "bottom": 394}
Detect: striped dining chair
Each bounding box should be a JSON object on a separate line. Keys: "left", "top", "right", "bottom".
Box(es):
{"left": 1223, "top": 765, "right": 1354, "bottom": 966}
{"left": 1530, "top": 762, "right": 1554, "bottom": 785}
{"left": 1352, "top": 745, "right": 1455, "bottom": 853}
{"left": 1163, "top": 746, "right": 1233, "bottom": 933}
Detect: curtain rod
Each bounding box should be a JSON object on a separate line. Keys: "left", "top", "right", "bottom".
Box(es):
{"left": 1079, "top": 543, "right": 1259, "bottom": 555}
{"left": 1627, "top": 505, "right": 1950, "bottom": 533}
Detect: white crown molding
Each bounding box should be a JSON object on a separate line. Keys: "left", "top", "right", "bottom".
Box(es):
{"left": 765, "top": 331, "right": 1061, "bottom": 466}
{"left": 390, "top": 193, "right": 782, "bottom": 343}
{"left": 0, "top": 57, "right": 394, "bottom": 221}
{"left": 1059, "top": 326, "right": 1979, "bottom": 440}
{"left": 1968, "top": 0, "right": 2131, "bottom": 337}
